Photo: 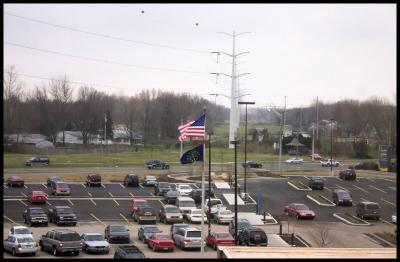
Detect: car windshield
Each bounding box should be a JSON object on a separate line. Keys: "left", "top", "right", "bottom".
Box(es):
{"left": 110, "top": 225, "right": 126, "bottom": 232}
{"left": 179, "top": 185, "right": 191, "bottom": 190}
{"left": 167, "top": 191, "right": 179, "bottom": 196}
{"left": 56, "top": 183, "right": 69, "bottom": 188}
{"left": 30, "top": 209, "right": 45, "bottom": 215}
{"left": 337, "top": 192, "right": 350, "bottom": 198}
{"left": 208, "top": 200, "right": 222, "bottom": 206}
{"left": 174, "top": 225, "right": 188, "bottom": 231}
{"left": 15, "top": 228, "right": 30, "bottom": 234}
{"left": 17, "top": 237, "right": 34, "bottom": 243}
{"left": 165, "top": 207, "right": 180, "bottom": 213}
{"left": 59, "top": 233, "right": 81, "bottom": 241}
{"left": 366, "top": 204, "right": 380, "bottom": 209}
{"left": 86, "top": 235, "right": 104, "bottom": 241}
{"left": 238, "top": 222, "right": 251, "bottom": 228}
{"left": 157, "top": 235, "right": 171, "bottom": 240}
{"left": 135, "top": 201, "right": 148, "bottom": 206}
{"left": 29, "top": 157, "right": 36, "bottom": 161}
{"left": 58, "top": 208, "right": 73, "bottom": 214}
{"left": 295, "top": 204, "right": 309, "bottom": 210}
{"left": 179, "top": 201, "right": 195, "bottom": 207}
{"left": 146, "top": 176, "right": 156, "bottom": 180}
{"left": 50, "top": 177, "right": 61, "bottom": 181}
{"left": 192, "top": 210, "right": 203, "bottom": 215}
{"left": 159, "top": 183, "right": 170, "bottom": 188}
{"left": 187, "top": 231, "right": 201, "bottom": 238}
{"left": 220, "top": 210, "right": 232, "bottom": 215}
{"left": 33, "top": 191, "right": 45, "bottom": 196}
{"left": 144, "top": 227, "right": 160, "bottom": 233}
{"left": 215, "top": 233, "right": 233, "bottom": 239}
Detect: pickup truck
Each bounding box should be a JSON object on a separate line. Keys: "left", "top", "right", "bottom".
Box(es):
{"left": 23, "top": 207, "right": 49, "bottom": 226}
{"left": 39, "top": 229, "right": 82, "bottom": 256}
{"left": 48, "top": 206, "right": 77, "bottom": 226}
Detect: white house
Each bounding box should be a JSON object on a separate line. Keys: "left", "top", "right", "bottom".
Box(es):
{"left": 4, "top": 134, "right": 55, "bottom": 149}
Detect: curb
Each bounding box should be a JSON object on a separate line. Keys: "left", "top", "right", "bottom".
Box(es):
{"left": 287, "top": 181, "right": 312, "bottom": 191}
{"left": 333, "top": 213, "right": 371, "bottom": 226}
{"left": 306, "top": 194, "right": 336, "bottom": 206}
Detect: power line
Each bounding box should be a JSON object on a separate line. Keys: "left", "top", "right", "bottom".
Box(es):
{"left": 4, "top": 11, "right": 209, "bottom": 54}
{"left": 5, "top": 41, "right": 210, "bottom": 75}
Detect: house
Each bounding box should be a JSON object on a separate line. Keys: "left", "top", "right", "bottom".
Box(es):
{"left": 4, "top": 134, "right": 54, "bottom": 149}
{"left": 113, "top": 125, "right": 143, "bottom": 145}
{"left": 56, "top": 131, "right": 100, "bottom": 145}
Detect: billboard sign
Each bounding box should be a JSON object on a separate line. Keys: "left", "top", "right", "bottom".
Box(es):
{"left": 378, "top": 145, "right": 391, "bottom": 172}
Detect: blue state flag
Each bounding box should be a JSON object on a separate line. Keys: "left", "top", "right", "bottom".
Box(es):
{"left": 180, "top": 144, "right": 204, "bottom": 164}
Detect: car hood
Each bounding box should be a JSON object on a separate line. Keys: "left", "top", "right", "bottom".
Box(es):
{"left": 86, "top": 240, "right": 109, "bottom": 247}
{"left": 297, "top": 209, "right": 315, "bottom": 214}
{"left": 110, "top": 232, "right": 129, "bottom": 236}
{"left": 144, "top": 232, "right": 160, "bottom": 238}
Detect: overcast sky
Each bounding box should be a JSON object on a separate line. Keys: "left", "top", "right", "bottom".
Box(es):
{"left": 4, "top": 4, "right": 396, "bottom": 109}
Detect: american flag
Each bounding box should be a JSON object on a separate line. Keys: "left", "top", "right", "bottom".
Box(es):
{"left": 178, "top": 114, "right": 205, "bottom": 141}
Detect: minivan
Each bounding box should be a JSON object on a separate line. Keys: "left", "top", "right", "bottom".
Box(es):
{"left": 50, "top": 181, "right": 71, "bottom": 196}
{"left": 173, "top": 227, "right": 202, "bottom": 250}
{"left": 332, "top": 189, "right": 352, "bottom": 206}
{"left": 26, "top": 156, "right": 50, "bottom": 166}
{"left": 176, "top": 197, "right": 197, "bottom": 217}
{"left": 356, "top": 201, "right": 380, "bottom": 220}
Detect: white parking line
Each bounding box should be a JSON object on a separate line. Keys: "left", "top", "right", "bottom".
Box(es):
{"left": 3, "top": 185, "right": 8, "bottom": 189}
{"left": 360, "top": 198, "right": 369, "bottom": 202}
{"left": 101, "top": 184, "right": 106, "bottom": 189}
{"left": 380, "top": 218, "right": 393, "bottom": 225}
{"left": 158, "top": 200, "right": 165, "bottom": 206}
{"left": 24, "top": 185, "right": 28, "bottom": 189}
{"left": 353, "top": 185, "right": 369, "bottom": 193}
{"left": 81, "top": 183, "right": 86, "bottom": 188}
{"left": 139, "top": 183, "right": 144, "bottom": 189}
{"left": 369, "top": 185, "right": 387, "bottom": 194}
{"left": 46, "top": 201, "right": 52, "bottom": 206}
{"left": 334, "top": 184, "right": 349, "bottom": 191}
{"left": 380, "top": 198, "right": 396, "bottom": 207}
{"left": 19, "top": 200, "right": 28, "bottom": 206}
{"left": 388, "top": 186, "right": 396, "bottom": 191}
{"left": 120, "top": 183, "right": 125, "bottom": 188}
{"left": 41, "top": 183, "right": 47, "bottom": 189}
{"left": 303, "top": 176, "right": 310, "bottom": 180}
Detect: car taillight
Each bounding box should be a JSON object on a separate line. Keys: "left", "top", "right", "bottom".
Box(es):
{"left": 80, "top": 241, "right": 83, "bottom": 246}
{"left": 36, "top": 243, "right": 38, "bottom": 247}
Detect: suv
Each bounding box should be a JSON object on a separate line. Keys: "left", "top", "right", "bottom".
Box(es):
{"left": 332, "top": 189, "right": 353, "bottom": 206}
{"left": 356, "top": 201, "right": 380, "bottom": 220}
{"left": 86, "top": 173, "right": 101, "bottom": 187}
{"left": 242, "top": 161, "right": 262, "bottom": 168}
{"left": 114, "top": 245, "right": 145, "bottom": 259}
{"left": 48, "top": 206, "right": 77, "bottom": 226}
{"left": 39, "top": 229, "right": 82, "bottom": 256}
{"left": 339, "top": 168, "right": 356, "bottom": 180}
{"left": 238, "top": 227, "right": 268, "bottom": 246}
{"left": 170, "top": 223, "right": 189, "bottom": 238}
{"left": 50, "top": 181, "right": 71, "bottom": 196}
{"left": 173, "top": 227, "right": 202, "bottom": 250}
{"left": 308, "top": 177, "right": 324, "bottom": 190}
{"left": 123, "top": 174, "right": 139, "bottom": 187}
{"left": 229, "top": 218, "right": 251, "bottom": 237}
{"left": 133, "top": 206, "right": 157, "bottom": 224}
{"left": 143, "top": 175, "right": 157, "bottom": 186}
{"left": 26, "top": 156, "right": 49, "bottom": 166}
{"left": 155, "top": 182, "right": 172, "bottom": 196}
{"left": 159, "top": 205, "right": 184, "bottom": 224}
{"left": 105, "top": 225, "right": 130, "bottom": 243}
{"left": 47, "top": 176, "right": 62, "bottom": 186}
{"left": 147, "top": 160, "right": 169, "bottom": 170}
{"left": 23, "top": 207, "right": 49, "bottom": 226}
{"left": 6, "top": 176, "right": 24, "bottom": 187}
{"left": 321, "top": 159, "right": 340, "bottom": 167}
{"left": 164, "top": 190, "right": 180, "bottom": 205}
{"left": 190, "top": 188, "right": 213, "bottom": 204}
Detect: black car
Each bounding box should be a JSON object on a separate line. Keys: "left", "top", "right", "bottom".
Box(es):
{"left": 86, "top": 173, "right": 102, "bottom": 187}
{"left": 147, "top": 160, "right": 170, "bottom": 170}
{"left": 229, "top": 218, "right": 251, "bottom": 237}
{"left": 23, "top": 207, "right": 49, "bottom": 226}
{"left": 339, "top": 168, "right": 356, "bottom": 180}
{"left": 114, "top": 245, "right": 145, "bottom": 259}
{"left": 308, "top": 177, "right": 324, "bottom": 190}
{"left": 164, "top": 190, "right": 180, "bottom": 204}
{"left": 137, "top": 225, "right": 162, "bottom": 243}
{"left": 332, "top": 189, "right": 353, "bottom": 206}
{"left": 155, "top": 182, "right": 172, "bottom": 196}
{"left": 242, "top": 161, "right": 262, "bottom": 168}
{"left": 26, "top": 156, "right": 50, "bottom": 166}
{"left": 238, "top": 227, "right": 268, "bottom": 246}
{"left": 105, "top": 225, "right": 130, "bottom": 243}
{"left": 47, "top": 176, "right": 62, "bottom": 186}
{"left": 123, "top": 174, "right": 139, "bottom": 187}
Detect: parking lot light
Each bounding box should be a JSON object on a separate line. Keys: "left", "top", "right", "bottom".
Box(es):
{"left": 230, "top": 140, "right": 240, "bottom": 245}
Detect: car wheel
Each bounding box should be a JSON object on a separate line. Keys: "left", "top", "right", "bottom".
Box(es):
{"left": 12, "top": 248, "right": 16, "bottom": 256}
{"left": 296, "top": 215, "right": 300, "bottom": 220}
{"left": 153, "top": 245, "right": 156, "bottom": 252}
{"left": 74, "top": 251, "right": 79, "bottom": 256}
{"left": 213, "top": 243, "right": 217, "bottom": 250}
{"left": 53, "top": 247, "right": 58, "bottom": 256}
{"left": 24, "top": 218, "right": 27, "bottom": 224}
{"left": 180, "top": 242, "right": 184, "bottom": 250}
{"left": 45, "top": 222, "right": 48, "bottom": 227}
{"left": 29, "top": 221, "right": 33, "bottom": 227}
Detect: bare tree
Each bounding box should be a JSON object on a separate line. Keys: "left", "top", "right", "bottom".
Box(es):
{"left": 311, "top": 225, "right": 331, "bottom": 247}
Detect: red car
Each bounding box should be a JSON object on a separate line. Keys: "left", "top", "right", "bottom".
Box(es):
{"left": 284, "top": 203, "right": 315, "bottom": 220}
{"left": 206, "top": 231, "right": 235, "bottom": 250}
{"left": 147, "top": 233, "right": 174, "bottom": 252}
{"left": 6, "top": 176, "right": 24, "bottom": 187}
{"left": 129, "top": 198, "right": 149, "bottom": 217}
{"left": 27, "top": 190, "right": 48, "bottom": 204}
{"left": 310, "top": 154, "right": 322, "bottom": 160}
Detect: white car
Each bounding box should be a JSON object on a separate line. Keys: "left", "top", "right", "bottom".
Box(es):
{"left": 186, "top": 209, "right": 208, "bottom": 223}
{"left": 81, "top": 233, "right": 110, "bottom": 254}
{"left": 285, "top": 158, "right": 304, "bottom": 164}
{"left": 143, "top": 176, "right": 157, "bottom": 186}
{"left": 320, "top": 159, "right": 340, "bottom": 167}
{"left": 392, "top": 215, "right": 397, "bottom": 224}
{"left": 8, "top": 226, "right": 32, "bottom": 238}
{"left": 176, "top": 184, "right": 193, "bottom": 196}
{"left": 3, "top": 234, "right": 38, "bottom": 256}
{"left": 216, "top": 209, "right": 234, "bottom": 224}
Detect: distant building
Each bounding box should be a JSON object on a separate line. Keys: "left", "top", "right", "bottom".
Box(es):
{"left": 113, "top": 125, "right": 143, "bottom": 145}
{"left": 4, "top": 134, "right": 55, "bottom": 149}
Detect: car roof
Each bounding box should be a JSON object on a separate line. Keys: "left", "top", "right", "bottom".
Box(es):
{"left": 141, "top": 225, "right": 159, "bottom": 228}
{"left": 9, "top": 234, "right": 33, "bottom": 238}
{"left": 172, "top": 223, "right": 188, "bottom": 227}
{"left": 360, "top": 201, "right": 379, "bottom": 205}
{"left": 31, "top": 190, "right": 45, "bottom": 193}
{"left": 177, "top": 196, "right": 194, "bottom": 201}
{"left": 55, "top": 205, "right": 71, "bottom": 208}
{"left": 164, "top": 204, "right": 178, "bottom": 208}
{"left": 28, "top": 207, "right": 44, "bottom": 210}
{"left": 11, "top": 226, "right": 29, "bottom": 229}
{"left": 83, "top": 233, "right": 102, "bottom": 236}
{"left": 10, "top": 176, "right": 22, "bottom": 179}
{"left": 185, "top": 227, "right": 201, "bottom": 231}
{"left": 51, "top": 229, "right": 76, "bottom": 233}
{"left": 333, "top": 189, "right": 348, "bottom": 192}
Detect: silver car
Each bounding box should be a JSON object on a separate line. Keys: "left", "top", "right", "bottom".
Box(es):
{"left": 4, "top": 234, "right": 38, "bottom": 256}
{"left": 173, "top": 227, "right": 203, "bottom": 250}
{"left": 143, "top": 176, "right": 157, "bottom": 186}
{"left": 81, "top": 233, "right": 110, "bottom": 254}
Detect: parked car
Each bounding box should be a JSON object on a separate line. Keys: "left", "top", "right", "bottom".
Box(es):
{"left": 284, "top": 203, "right": 315, "bottom": 220}
{"left": 129, "top": 198, "right": 149, "bottom": 217}
{"left": 173, "top": 227, "right": 202, "bottom": 250}
{"left": 146, "top": 160, "right": 169, "bottom": 170}
{"left": 356, "top": 201, "right": 380, "bottom": 220}
{"left": 176, "top": 197, "right": 197, "bottom": 217}
{"left": 138, "top": 225, "right": 162, "bottom": 243}
{"left": 50, "top": 181, "right": 71, "bottom": 196}
{"left": 186, "top": 209, "right": 208, "bottom": 223}
{"left": 238, "top": 227, "right": 268, "bottom": 246}
{"left": 206, "top": 231, "right": 235, "bottom": 250}
{"left": 285, "top": 158, "right": 304, "bottom": 164}
{"left": 81, "top": 233, "right": 110, "bottom": 254}
{"left": 164, "top": 190, "right": 180, "bottom": 205}
{"left": 27, "top": 191, "right": 48, "bottom": 204}
{"left": 205, "top": 198, "right": 225, "bottom": 220}
{"left": 321, "top": 159, "right": 340, "bottom": 167}
{"left": 241, "top": 161, "right": 262, "bottom": 168}
{"left": 133, "top": 206, "right": 157, "bottom": 224}
{"left": 309, "top": 154, "right": 322, "bottom": 160}
{"left": 48, "top": 206, "right": 77, "bottom": 226}
{"left": 123, "top": 174, "right": 139, "bottom": 187}
{"left": 86, "top": 173, "right": 101, "bottom": 187}
{"left": 228, "top": 218, "right": 251, "bottom": 237}
{"left": 113, "top": 245, "right": 145, "bottom": 259}
{"left": 154, "top": 182, "right": 172, "bottom": 196}
{"left": 216, "top": 209, "right": 234, "bottom": 224}
{"left": 25, "top": 156, "right": 49, "bottom": 166}
{"left": 339, "top": 168, "right": 356, "bottom": 180}
{"left": 23, "top": 207, "right": 48, "bottom": 226}
{"left": 6, "top": 176, "right": 24, "bottom": 187}
{"left": 170, "top": 223, "right": 189, "bottom": 239}
{"left": 308, "top": 177, "right": 324, "bottom": 190}
{"left": 39, "top": 229, "right": 82, "bottom": 256}
{"left": 176, "top": 184, "right": 193, "bottom": 196}
{"left": 392, "top": 214, "right": 397, "bottom": 224}
{"left": 4, "top": 234, "right": 38, "bottom": 256}
{"left": 105, "top": 224, "right": 130, "bottom": 243}
{"left": 332, "top": 189, "right": 353, "bottom": 206}
{"left": 47, "top": 176, "right": 62, "bottom": 186}
{"left": 143, "top": 175, "right": 157, "bottom": 186}
{"left": 159, "top": 205, "right": 184, "bottom": 224}
{"left": 147, "top": 233, "right": 174, "bottom": 252}
{"left": 190, "top": 188, "right": 214, "bottom": 204}
{"left": 9, "top": 226, "right": 32, "bottom": 237}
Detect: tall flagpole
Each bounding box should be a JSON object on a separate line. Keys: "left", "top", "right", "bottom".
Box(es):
{"left": 180, "top": 119, "right": 183, "bottom": 157}
{"left": 200, "top": 106, "right": 206, "bottom": 256}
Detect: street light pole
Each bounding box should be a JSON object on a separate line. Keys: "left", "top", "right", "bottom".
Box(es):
{"left": 208, "top": 132, "right": 213, "bottom": 237}
{"left": 238, "top": 101, "right": 255, "bottom": 200}
{"left": 230, "top": 140, "right": 240, "bottom": 245}
{"left": 330, "top": 118, "right": 334, "bottom": 176}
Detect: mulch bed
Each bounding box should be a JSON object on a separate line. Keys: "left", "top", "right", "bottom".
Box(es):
{"left": 280, "top": 234, "right": 309, "bottom": 247}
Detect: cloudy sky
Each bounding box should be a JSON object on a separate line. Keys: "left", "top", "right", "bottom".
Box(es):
{"left": 4, "top": 4, "right": 396, "bottom": 108}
